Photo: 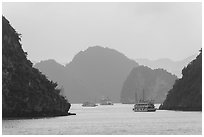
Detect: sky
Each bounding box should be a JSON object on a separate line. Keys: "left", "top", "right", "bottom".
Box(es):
{"left": 2, "top": 2, "right": 202, "bottom": 65}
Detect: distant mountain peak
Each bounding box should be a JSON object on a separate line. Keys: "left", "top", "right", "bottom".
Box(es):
{"left": 86, "top": 45, "right": 106, "bottom": 50}
{"left": 38, "top": 59, "right": 58, "bottom": 64}
{"left": 36, "top": 46, "right": 139, "bottom": 103}
{"left": 35, "top": 59, "right": 64, "bottom": 68}
{"left": 67, "top": 46, "right": 138, "bottom": 68}
{"left": 83, "top": 46, "right": 123, "bottom": 55}
{"left": 121, "top": 65, "right": 177, "bottom": 104}
{"left": 135, "top": 54, "right": 197, "bottom": 78}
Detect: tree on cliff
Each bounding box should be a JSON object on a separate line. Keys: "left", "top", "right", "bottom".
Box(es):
{"left": 2, "top": 16, "right": 71, "bottom": 117}
{"left": 159, "top": 49, "right": 202, "bottom": 111}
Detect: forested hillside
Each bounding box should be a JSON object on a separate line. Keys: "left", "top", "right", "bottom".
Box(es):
{"left": 159, "top": 50, "right": 202, "bottom": 111}
{"left": 2, "top": 16, "right": 71, "bottom": 117}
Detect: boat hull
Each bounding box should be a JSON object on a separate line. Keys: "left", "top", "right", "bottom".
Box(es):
{"left": 133, "top": 108, "right": 156, "bottom": 112}
{"left": 82, "top": 105, "right": 97, "bottom": 107}
{"left": 100, "top": 103, "right": 114, "bottom": 105}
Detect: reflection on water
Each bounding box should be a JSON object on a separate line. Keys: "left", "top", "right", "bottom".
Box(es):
{"left": 2, "top": 104, "right": 202, "bottom": 135}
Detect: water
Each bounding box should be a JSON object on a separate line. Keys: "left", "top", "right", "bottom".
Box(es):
{"left": 2, "top": 104, "right": 202, "bottom": 135}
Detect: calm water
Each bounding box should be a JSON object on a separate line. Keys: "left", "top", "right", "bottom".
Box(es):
{"left": 2, "top": 104, "right": 202, "bottom": 135}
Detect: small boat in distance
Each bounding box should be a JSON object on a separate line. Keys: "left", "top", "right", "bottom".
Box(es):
{"left": 133, "top": 90, "right": 156, "bottom": 112}
{"left": 100, "top": 97, "right": 114, "bottom": 105}
{"left": 82, "top": 101, "right": 98, "bottom": 107}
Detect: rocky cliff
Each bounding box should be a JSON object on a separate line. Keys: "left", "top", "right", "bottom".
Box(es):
{"left": 2, "top": 16, "right": 71, "bottom": 118}
{"left": 120, "top": 66, "right": 177, "bottom": 104}
{"left": 159, "top": 50, "right": 202, "bottom": 111}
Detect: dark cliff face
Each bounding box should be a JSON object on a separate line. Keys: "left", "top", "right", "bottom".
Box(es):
{"left": 35, "top": 46, "right": 139, "bottom": 103}
{"left": 159, "top": 50, "right": 202, "bottom": 111}
{"left": 120, "top": 66, "right": 177, "bottom": 104}
{"left": 2, "top": 16, "right": 71, "bottom": 118}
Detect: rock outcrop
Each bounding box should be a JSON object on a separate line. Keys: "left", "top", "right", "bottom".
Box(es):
{"left": 120, "top": 66, "right": 177, "bottom": 104}
{"left": 159, "top": 50, "right": 202, "bottom": 111}
{"left": 2, "top": 16, "right": 71, "bottom": 118}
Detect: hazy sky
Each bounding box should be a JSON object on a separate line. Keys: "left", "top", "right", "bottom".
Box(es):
{"left": 2, "top": 2, "right": 202, "bottom": 64}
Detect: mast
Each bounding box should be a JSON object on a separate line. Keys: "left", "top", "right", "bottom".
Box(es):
{"left": 135, "top": 90, "right": 138, "bottom": 103}
{"left": 143, "top": 89, "right": 145, "bottom": 101}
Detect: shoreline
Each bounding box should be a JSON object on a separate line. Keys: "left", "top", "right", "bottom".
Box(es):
{"left": 2, "top": 112, "right": 76, "bottom": 120}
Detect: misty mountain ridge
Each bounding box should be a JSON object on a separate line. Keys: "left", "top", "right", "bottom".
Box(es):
{"left": 35, "top": 46, "right": 198, "bottom": 103}
{"left": 135, "top": 54, "right": 197, "bottom": 78}
{"left": 120, "top": 65, "right": 177, "bottom": 104}
{"left": 35, "top": 46, "right": 139, "bottom": 103}
{"left": 33, "top": 52, "right": 197, "bottom": 79}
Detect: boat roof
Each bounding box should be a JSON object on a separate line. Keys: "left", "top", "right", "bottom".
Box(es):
{"left": 135, "top": 102, "right": 153, "bottom": 105}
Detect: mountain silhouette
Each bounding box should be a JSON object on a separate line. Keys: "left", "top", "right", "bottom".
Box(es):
{"left": 35, "top": 46, "right": 139, "bottom": 103}
{"left": 159, "top": 50, "right": 202, "bottom": 111}
{"left": 135, "top": 54, "right": 197, "bottom": 78}
{"left": 120, "top": 66, "right": 177, "bottom": 104}
{"left": 2, "top": 16, "right": 70, "bottom": 118}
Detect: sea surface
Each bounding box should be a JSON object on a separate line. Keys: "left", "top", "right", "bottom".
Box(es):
{"left": 2, "top": 104, "right": 202, "bottom": 135}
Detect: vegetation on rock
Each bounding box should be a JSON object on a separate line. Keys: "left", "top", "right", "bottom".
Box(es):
{"left": 2, "top": 16, "right": 71, "bottom": 118}
{"left": 159, "top": 50, "right": 202, "bottom": 111}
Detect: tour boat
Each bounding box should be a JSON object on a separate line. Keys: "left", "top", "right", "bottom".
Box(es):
{"left": 82, "top": 101, "right": 98, "bottom": 107}
{"left": 133, "top": 90, "right": 156, "bottom": 112}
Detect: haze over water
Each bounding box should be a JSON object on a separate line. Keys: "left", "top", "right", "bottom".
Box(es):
{"left": 2, "top": 104, "right": 202, "bottom": 135}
